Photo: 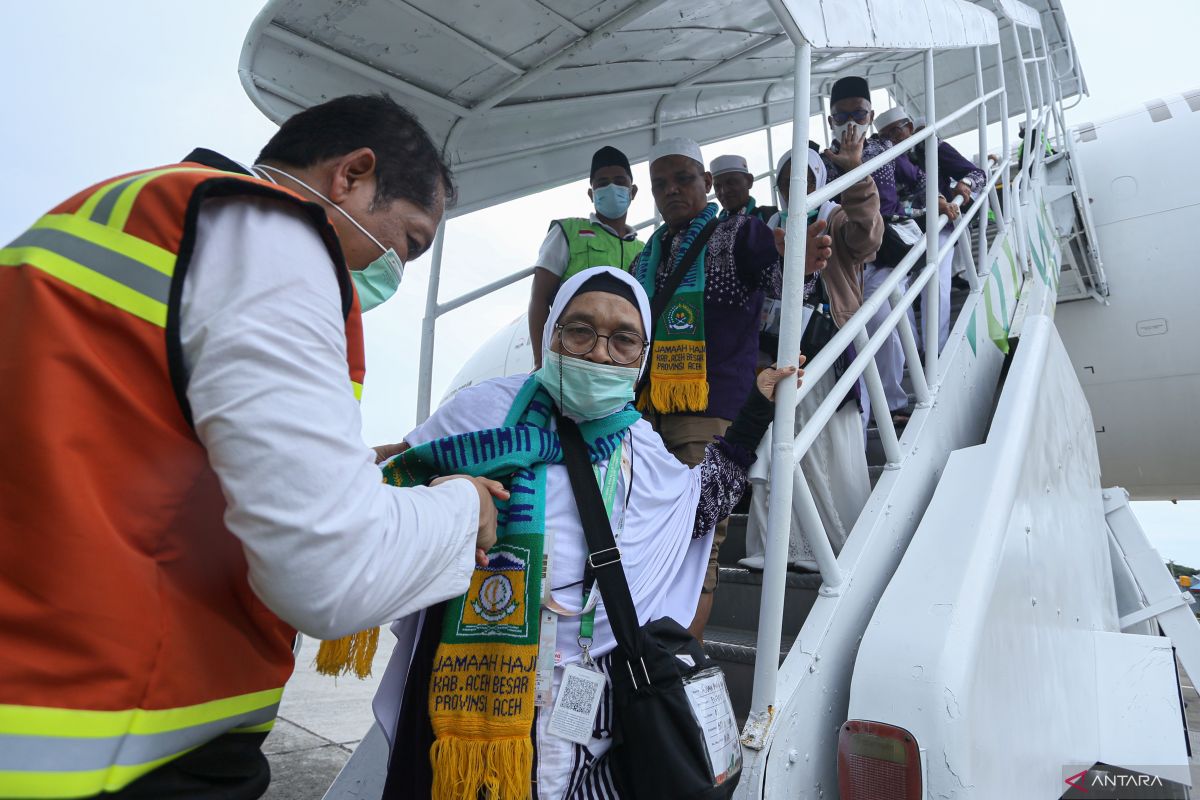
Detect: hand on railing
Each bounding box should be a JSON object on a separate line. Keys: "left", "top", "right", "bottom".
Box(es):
{"left": 774, "top": 220, "right": 832, "bottom": 275}
{"left": 938, "top": 196, "right": 961, "bottom": 222}
{"left": 756, "top": 356, "right": 806, "bottom": 402}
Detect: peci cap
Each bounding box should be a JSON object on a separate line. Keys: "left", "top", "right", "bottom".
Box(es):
{"left": 709, "top": 154, "right": 751, "bottom": 177}
{"left": 591, "top": 145, "right": 632, "bottom": 179}
{"left": 648, "top": 136, "right": 704, "bottom": 168}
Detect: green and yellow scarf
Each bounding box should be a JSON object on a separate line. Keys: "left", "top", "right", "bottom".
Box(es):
{"left": 633, "top": 202, "right": 718, "bottom": 414}
{"left": 321, "top": 377, "right": 638, "bottom": 799}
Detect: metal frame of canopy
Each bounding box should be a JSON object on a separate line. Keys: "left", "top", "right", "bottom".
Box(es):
{"left": 238, "top": 0, "right": 1085, "bottom": 422}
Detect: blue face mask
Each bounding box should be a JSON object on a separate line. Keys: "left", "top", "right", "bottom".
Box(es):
{"left": 533, "top": 350, "right": 639, "bottom": 422}
{"left": 592, "top": 184, "right": 632, "bottom": 219}
{"left": 254, "top": 164, "right": 405, "bottom": 312}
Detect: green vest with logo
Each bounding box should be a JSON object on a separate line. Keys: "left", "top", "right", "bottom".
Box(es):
{"left": 554, "top": 218, "right": 645, "bottom": 280}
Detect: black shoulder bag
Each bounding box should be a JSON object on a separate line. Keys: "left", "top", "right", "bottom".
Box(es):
{"left": 635, "top": 218, "right": 720, "bottom": 403}
{"left": 557, "top": 414, "right": 742, "bottom": 799}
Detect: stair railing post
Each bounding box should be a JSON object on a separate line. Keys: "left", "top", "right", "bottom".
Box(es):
{"left": 923, "top": 48, "right": 939, "bottom": 388}
{"left": 974, "top": 45, "right": 990, "bottom": 282}
{"left": 743, "top": 34, "right": 810, "bottom": 748}
{"left": 997, "top": 43, "right": 1011, "bottom": 229}
{"left": 415, "top": 220, "right": 446, "bottom": 425}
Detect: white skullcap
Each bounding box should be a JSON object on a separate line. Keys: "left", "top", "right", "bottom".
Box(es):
{"left": 649, "top": 136, "right": 703, "bottom": 167}
{"left": 875, "top": 105, "right": 912, "bottom": 132}
{"left": 709, "top": 154, "right": 750, "bottom": 177}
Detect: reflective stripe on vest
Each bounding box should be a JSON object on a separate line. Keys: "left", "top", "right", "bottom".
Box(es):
{"left": 0, "top": 166, "right": 366, "bottom": 400}
{"left": 0, "top": 688, "right": 282, "bottom": 798}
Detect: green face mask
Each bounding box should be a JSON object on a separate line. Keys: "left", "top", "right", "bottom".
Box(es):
{"left": 254, "top": 164, "right": 405, "bottom": 312}
{"left": 350, "top": 251, "right": 404, "bottom": 312}
{"left": 533, "top": 350, "right": 639, "bottom": 422}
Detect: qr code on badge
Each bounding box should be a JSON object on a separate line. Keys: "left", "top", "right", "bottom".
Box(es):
{"left": 560, "top": 673, "right": 598, "bottom": 714}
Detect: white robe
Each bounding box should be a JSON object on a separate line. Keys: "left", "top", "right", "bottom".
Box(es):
{"left": 372, "top": 268, "right": 717, "bottom": 797}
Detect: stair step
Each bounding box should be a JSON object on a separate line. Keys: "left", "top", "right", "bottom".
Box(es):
{"left": 704, "top": 625, "right": 797, "bottom": 725}
{"left": 703, "top": 625, "right": 795, "bottom": 665}
{"left": 708, "top": 566, "right": 822, "bottom": 636}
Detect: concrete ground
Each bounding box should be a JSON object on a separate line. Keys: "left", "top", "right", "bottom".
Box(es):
{"left": 262, "top": 631, "right": 394, "bottom": 799}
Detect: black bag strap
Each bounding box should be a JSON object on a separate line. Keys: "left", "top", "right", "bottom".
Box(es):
{"left": 635, "top": 217, "right": 720, "bottom": 400}
{"left": 556, "top": 414, "right": 643, "bottom": 659}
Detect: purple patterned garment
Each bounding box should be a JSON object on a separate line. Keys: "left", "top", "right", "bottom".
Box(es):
{"left": 691, "top": 437, "right": 755, "bottom": 538}
{"left": 652, "top": 213, "right": 781, "bottom": 420}
{"left": 826, "top": 136, "right": 924, "bottom": 219}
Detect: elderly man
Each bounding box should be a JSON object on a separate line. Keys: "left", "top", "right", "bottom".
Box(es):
{"left": 0, "top": 95, "right": 503, "bottom": 798}
{"left": 710, "top": 153, "right": 778, "bottom": 224}
{"left": 633, "top": 137, "right": 830, "bottom": 638}
{"left": 878, "top": 104, "right": 986, "bottom": 351}
{"left": 528, "top": 145, "right": 645, "bottom": 367}
{"left": 823, "top": 76, "right": 927, "bottom": 428}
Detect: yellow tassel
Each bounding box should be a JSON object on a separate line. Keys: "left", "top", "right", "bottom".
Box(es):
{"left": 431, "top": 736, "right": 533, "bottom": 800}
{"left": 649, "top": 378, "right": 709, "bottom": 414}
{"left": 314, "top": 627, "right": 380, "bottom": 678}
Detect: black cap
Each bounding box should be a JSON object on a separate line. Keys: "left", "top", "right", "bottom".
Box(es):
{"left": 591, "top": 146, "right": 632, "bottom": 179}
{"left": 575, "top": 272, "right": 640, "bottom": 309}
{"left": 830, "top": 76, "right": 871, "bottom": 105}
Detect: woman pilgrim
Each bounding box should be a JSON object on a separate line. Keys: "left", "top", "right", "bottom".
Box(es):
{"left": 369, "top": 267, "right": 797, "bottom": 799}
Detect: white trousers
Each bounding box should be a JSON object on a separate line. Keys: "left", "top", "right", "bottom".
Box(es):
{"left": 862, "top": 263, "right": 910, "bottom": 422}
{"left": 743, "top": 369, "right": 871, "bottom": 569}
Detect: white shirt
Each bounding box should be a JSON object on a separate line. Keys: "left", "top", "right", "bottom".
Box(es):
{"left": 179, "top": 196, "right": 479, "bottom": 639}
{"left": 534, "top": 213, "right": 637, "bottom": 277}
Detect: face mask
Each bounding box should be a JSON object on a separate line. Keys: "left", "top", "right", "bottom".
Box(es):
{"left": 254, "top": 164, "right": 405, "bottom": 312}
{"left": 833, "top": 120, "right": 870, "bottom": 145}
{"left": 777, "top": 207, "right": 818, "bottom": 229}
{"left": 592, "top": 184, "right": 632, "bottom": 219}
{"left": 533, "top": 350, "right": 639, "bottom": 422}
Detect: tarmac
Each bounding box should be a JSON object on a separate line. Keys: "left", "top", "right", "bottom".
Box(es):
{"left": 263, "top": 633, "right": 1200, "bottom": 799}
{"left": 262, "top": 631, "right": 394, "bottom": 800}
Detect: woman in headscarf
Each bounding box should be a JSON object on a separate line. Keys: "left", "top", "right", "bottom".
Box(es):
{"left": 368, "top": 266, "right": 796, "bottom": 799}
{"left": 745, "top": 145, "right": 881, "bottom": 571}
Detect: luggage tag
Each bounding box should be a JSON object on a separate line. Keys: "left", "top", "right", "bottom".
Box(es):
{"left": 547, "top": 658, "right": 606, "bottom": 745}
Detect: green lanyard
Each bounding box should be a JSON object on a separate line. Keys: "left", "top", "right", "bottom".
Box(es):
{"left": 578, "top": 442, "right": 623, "bottom": 644}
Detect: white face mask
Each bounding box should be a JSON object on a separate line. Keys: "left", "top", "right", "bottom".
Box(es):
{"left": 253, "top": 164, "right": 405, "bottom": 310}
{"left": 833, "top": 120, "right": 871, "bottom": 146}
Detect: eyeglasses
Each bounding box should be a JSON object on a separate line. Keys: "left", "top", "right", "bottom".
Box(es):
{"left": 555, "top": 322, "right": 646, "bottom": 365}
{"left": 830, "top": 108, "right": 872, "bottom": 125}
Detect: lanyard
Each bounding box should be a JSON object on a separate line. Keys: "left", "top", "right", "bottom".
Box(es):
{"left": 536, "top": 439, "right": 624, "bottom": 703}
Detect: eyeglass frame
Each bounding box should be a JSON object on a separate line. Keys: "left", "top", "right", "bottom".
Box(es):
{"left": 829, "top": 108, "right": 872, "bottom": 125}
{"left": 553, "top": 321, "right": 648, "bottom": 365}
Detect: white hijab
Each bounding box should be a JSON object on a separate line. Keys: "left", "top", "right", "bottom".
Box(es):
{"left": 772, "top": 147, "right": 839, "bottom": 227}
{"left": 373, "top": 267, "right": 712, "bottom": 743}
{"left": 544, "top": 266, "right": 652, "bottom": 381}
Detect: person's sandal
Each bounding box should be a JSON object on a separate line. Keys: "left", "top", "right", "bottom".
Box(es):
{"left": 891, "top": 410, "right": 911, "bottom": 430}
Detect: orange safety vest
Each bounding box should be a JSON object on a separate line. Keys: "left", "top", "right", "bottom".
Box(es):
{"left": 0, "top": 161, "right": 366, "bottom": 797}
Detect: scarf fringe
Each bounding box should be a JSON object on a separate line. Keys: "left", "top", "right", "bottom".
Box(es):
{"left": 647, "top": 376, "right": 710, "bottom": 414}
{"left": 430, "top": 735, "right": 533, "bottom": 800}
{"left": 314, "top": 627, "right": 380, "bottom": 679}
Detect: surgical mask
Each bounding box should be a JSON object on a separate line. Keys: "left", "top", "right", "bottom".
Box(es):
{"left": 592, "top": 184, "right": 632, "bottom": 219}
{"left": 833, "top": 120, "right": 870, "bottom": 146}
{"left": 253, "top": 164, "right": 405, "bottom": 312}
{"left": 533, "top": 350, "right": 639, "bottom": 422}
{"left": 777, "top": 207, "right": 818, "bottom": 229}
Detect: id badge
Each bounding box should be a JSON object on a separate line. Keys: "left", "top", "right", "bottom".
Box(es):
{"left": 546, "top": 663, "right": 606, "bottom": 745}
{"left": 534, "top": 607, "right": 558, "bottom": 707}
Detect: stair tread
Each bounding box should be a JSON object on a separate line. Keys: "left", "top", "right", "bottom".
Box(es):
{"left": 718, "top": 565, "right": 824, "bottom": 590}
{"left": 703, "top": 625, "right": 796, "bottom": 664}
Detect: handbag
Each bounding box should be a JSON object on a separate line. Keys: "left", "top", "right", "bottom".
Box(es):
{"left": 557, "top": 414, "right": 743, "bottom": 799}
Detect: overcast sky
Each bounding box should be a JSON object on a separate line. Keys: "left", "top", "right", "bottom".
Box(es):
{"left": 3, "top": 0, "right": 1197, "bottom": 567}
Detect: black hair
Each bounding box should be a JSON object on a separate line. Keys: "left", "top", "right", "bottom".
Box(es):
{"left": 257, "top": 93, "right": 455, "bottom": 211}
